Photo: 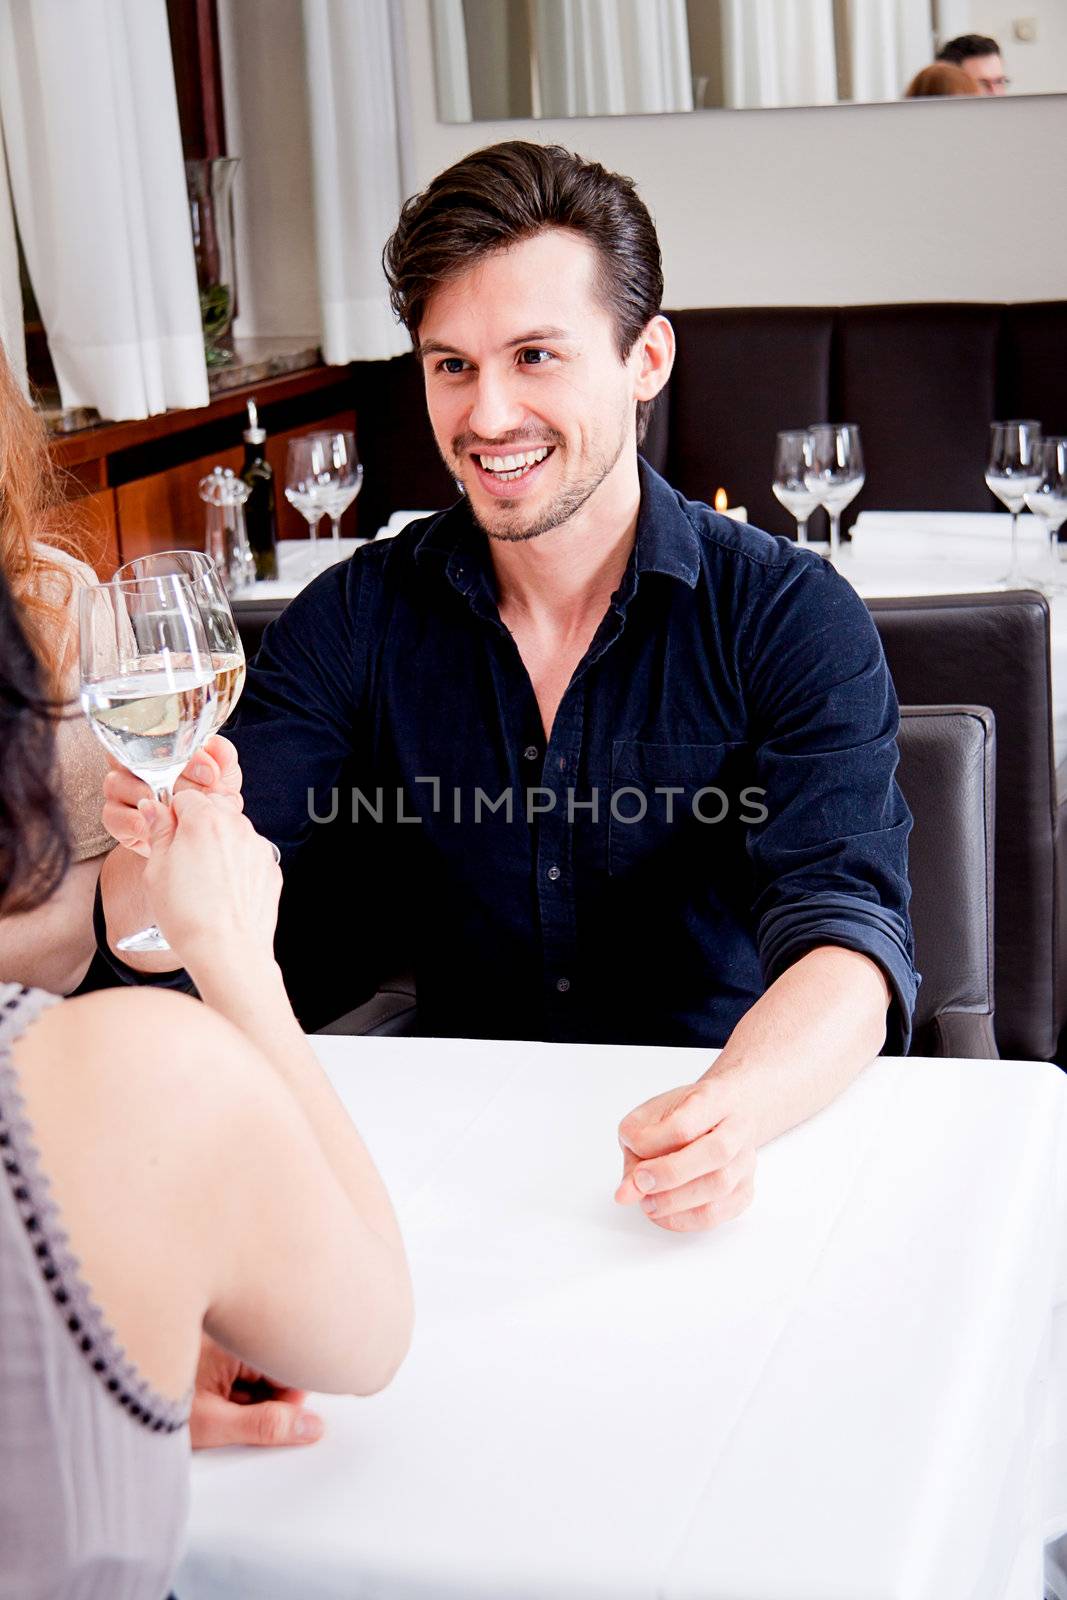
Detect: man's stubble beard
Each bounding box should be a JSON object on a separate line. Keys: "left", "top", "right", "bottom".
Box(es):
{"left": 447, "top": 409, "right": 630, "bottom": 545}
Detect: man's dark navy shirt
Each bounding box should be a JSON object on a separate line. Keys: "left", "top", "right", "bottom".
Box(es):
{"left": 232, "top": 460, "right": 917, "bottom": 1050}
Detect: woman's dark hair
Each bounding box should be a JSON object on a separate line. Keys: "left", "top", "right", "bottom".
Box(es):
{"left": 383, "top": 141, "right": 664, "bottom": 441}
{"left": 936, "top": 33, "right": 1000, "bottom": 64}
{"left": 0, "top": 564, "right": 70, "bottom": 916}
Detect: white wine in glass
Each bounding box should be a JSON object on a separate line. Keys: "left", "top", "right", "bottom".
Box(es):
{"left": 80, "top": 574, "right": 217, "bottom": 953}
{"left": 115, "top": 549, "right": 247, "bottom": 733}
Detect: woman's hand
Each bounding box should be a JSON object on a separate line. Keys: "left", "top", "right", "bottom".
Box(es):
{"left": 102, "top": 735, "right": 244, "bottom": 859}
{"left": 140, "top": 788, "right": 281, "bottom": 971}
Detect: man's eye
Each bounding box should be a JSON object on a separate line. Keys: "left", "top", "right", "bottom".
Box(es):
{"left": 519, "top": 349, "right": 554, "bottom": 366}
{"left": 437, "top": 358, "right": 467, "bottom": 375}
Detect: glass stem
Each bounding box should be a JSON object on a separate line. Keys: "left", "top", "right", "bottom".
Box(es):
{"left": 152, "top": 784, "right": 174, "bottom": 807}
{"left": 331, "top": 515, "right": 342, "bottom": 548}
{"left": 796, "top": 517, "right": 808, "bottom": 546}
{"left": 1008, "top": 509, "right": 1021, "bottom": 586}
{"left": 829, "top": 512, "right": 841, "bottom": 564}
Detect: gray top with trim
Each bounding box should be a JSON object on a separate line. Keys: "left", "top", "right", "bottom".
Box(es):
{"left": 0, "top": 983, "right": 190, "bottom": 1599}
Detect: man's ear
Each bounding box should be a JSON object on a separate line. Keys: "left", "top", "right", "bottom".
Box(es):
{"left": 633, "top": 316, "right": 675, "bottom": 404}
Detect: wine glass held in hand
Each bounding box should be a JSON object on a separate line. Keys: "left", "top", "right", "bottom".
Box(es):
{"left": 985, "top": 419, "right": 1042, "bottom": 589}
{"left": 1024, "top": 436, "right": 1067, "bottom": 595}
{"left": 772, "top": 430, "right": 819, "bottom": 546}
{"left": 310, "top": 429, "right": 364, "bottom": 552}
{"left": 115, "top": 550, "right": 247, "bottom": 734}
{"left": 79, "top": 574, "right": 217, "bottom": 954}
{"left": 284, "top": 435, "right": 332, "bottom": 572}
{"left": 804, "top": 424, "right": 865, "bottom": 565}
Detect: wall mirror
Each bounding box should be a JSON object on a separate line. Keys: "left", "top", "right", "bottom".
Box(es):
{"left": 431, "top": 0, "right": 1067, "bottom": 119}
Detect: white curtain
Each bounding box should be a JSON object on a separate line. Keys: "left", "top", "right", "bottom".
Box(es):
{"left": 534, "top": 0, "right": 693, "bottom": 117}
{"left": 0, "top": 117, "right": 25, "bottom": 393}
{"left": 302, "top": 0, "right": 413, "bottom": 363}
{"left": 430, "top": 0, "right": 473, "bottom": 123}
{"left": 845, "top": 0, "right": 935, "bottom": 101}
{"left": 0, "top": 0, "right": 207, "bottom": 421}
{"left": 721, "top": 0, "right": 837, "bottom": 109}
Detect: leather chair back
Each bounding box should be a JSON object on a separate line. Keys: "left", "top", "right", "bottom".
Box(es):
{"left": 896, "top": 706, "right": 996, "bottom": 1058}
{"left": 871, "top": 592, "right": 1058, "bottom": 1060}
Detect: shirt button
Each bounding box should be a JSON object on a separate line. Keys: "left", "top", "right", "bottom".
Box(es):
{"left": 555, "top": 976, "right": 571, "bottom": 994}
{"left": 523, "top": 745, "right": 539, "bottom": 762}
{"left": 547, "top": 865, "right": 561, "bottom": 882}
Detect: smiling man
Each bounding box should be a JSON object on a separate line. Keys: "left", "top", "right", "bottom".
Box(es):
{"left": 100, "top": 142, "right": 916, "bottom": 1244}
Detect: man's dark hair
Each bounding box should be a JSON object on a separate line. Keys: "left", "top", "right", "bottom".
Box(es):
{"left": 936, "top": 33, "right": 1000, "bottom": 64}
{"left": 383, "top": 141, "right": 664, "bottom": 442}
{"left": 0, "top": 567, "right": 69, "bottom": 917}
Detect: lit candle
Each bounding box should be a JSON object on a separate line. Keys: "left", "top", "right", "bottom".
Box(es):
{"left": 714, "top": 487, "right": 747, "bottom": 523}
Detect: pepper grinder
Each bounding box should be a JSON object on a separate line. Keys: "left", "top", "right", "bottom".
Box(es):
{"left": 198, "top": 466, "right": 255, "bottom": 595}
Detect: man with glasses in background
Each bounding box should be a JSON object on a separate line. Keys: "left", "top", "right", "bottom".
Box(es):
{"left": 936, "top": 33, "right": 1010, "bottom": 94}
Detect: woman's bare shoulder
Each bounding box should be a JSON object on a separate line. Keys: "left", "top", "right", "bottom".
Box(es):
{"left": 16, "top": 987, "right": 259, "bottom": 1108}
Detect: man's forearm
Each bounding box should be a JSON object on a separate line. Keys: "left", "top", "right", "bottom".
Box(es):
{"left": 98, "top": 845, "right": 187, "bottom": 976}
{"left": 709, "top": 945, "right": 891, "bottom": 1148}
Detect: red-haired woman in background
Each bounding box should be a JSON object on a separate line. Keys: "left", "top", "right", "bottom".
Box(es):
{"left": 0, "top": 351, "right": 110, "bottom": 991}
{"left": 904, "top": 62, "right": 981, "bottom": 97}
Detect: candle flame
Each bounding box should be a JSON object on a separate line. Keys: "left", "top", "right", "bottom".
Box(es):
{"left": 714, "top": 487, "right": 728, "bottom": 512}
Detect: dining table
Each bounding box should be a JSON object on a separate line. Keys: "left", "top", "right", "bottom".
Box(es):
{"left": 176, "top": 1033, "right": 1067, "bottom": 1600}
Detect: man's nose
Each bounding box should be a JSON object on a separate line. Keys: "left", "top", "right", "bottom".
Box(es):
{"left": 467, "top": 369, "right": 525, "bottom": 443}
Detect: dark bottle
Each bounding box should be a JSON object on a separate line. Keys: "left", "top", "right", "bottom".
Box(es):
{"left": 240, "top": 398, "right": 278, "bottom": 580}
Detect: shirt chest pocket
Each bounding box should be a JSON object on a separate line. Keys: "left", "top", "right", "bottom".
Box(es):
{"left": 607, "top": 739, "right": 757, "bottom": 879}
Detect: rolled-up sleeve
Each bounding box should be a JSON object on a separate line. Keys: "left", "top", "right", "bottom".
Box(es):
{"left": 741, "top": 554, "right": 918, "bottom": 1053}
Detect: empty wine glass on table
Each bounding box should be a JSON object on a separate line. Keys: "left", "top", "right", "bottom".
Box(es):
{"left": 804, "top": 424, "right": 865, "bottom": 564}
{"left": 285, "top": 435, "right": 331, "bottom": 573}
{"left": 985, "top": 419, "right": 1042, "bottom": 589}
{"left": 79, "top": 575, "right": 217, "bottom": 953}
{"left": 115, "top": 550, "right": 247, "bottom": 733}
{"left": 311, "top": 429, "right": 364, "bottom": 553}
{"left": 772, "top": 430, "right": 819, "bottom": 545}
{"left": 1024, "top": 436, "right": 1067, "bottom": 594}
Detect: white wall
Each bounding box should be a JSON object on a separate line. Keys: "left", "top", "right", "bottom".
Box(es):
{"left": 218, "top": 0, "right": 1067, "bottom": 335}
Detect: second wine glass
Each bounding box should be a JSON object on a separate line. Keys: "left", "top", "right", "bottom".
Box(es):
{"left": 772, "top": 430, "right": 819, "bottom": 545}
{"left": 986, "top": 419, "right": 1043, "bottom": 589}
{"left": 285, "top": 435, "right": 331, "bottom": 572}
{"left": 804, "top": 424, "right": 865, "bottom": 564}
{"left": 114, "top": 549, "right": 246, "bottom": 734}
{"left": 1023, "top": 436, "right": 1067, "bottom": 595}
{"left": 311, "top": 429, "right": 364, "bottom": 551}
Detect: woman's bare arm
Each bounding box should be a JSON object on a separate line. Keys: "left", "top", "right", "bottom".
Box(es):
{"left": 13, "top": 982, "right": 411, "bottom": 1404}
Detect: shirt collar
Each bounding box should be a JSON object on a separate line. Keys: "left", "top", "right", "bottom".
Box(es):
{"left": 411, "top": 455, "right": 702, "bottom": 596}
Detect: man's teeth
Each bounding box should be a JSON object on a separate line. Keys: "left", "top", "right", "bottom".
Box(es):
{"left": 477, "top": 447, "right": 550, "bottom": 481}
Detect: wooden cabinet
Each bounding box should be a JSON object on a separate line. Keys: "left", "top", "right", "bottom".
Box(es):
{"left": 50, "top": 363, "right": 358, "bottom": 575}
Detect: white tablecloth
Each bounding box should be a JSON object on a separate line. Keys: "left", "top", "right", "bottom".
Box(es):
{"left": 232, "top": 515, "right": 425, "bottom": 603}
{"left": 842, "top": 511, "right": 1067, "bottom": 771}
{"left": 230, "top": 538, "right": 364, "bottom": 603}
{"left": 177, "top": 1035, "right": 1067, "bottom": 1600}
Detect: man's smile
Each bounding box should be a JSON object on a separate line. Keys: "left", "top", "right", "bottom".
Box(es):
{"left": 469, "top": 445, "right": 557, "bottom": 497}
